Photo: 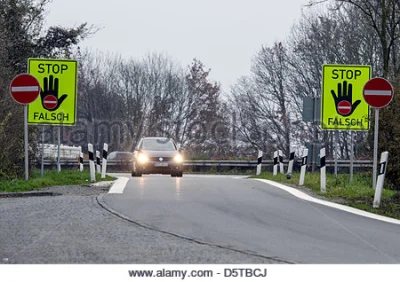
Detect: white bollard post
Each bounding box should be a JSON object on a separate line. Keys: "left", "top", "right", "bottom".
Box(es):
{"left": 273, "top": 151, "right": 278, "bottom": 176}
{"left": 256, "top": 150, "right": 263, "bottom": 176}
{"left": 287, "top": 151, "right": 295, "bottom": 175}
{"left": 320, "top": 148, "right": 326, "bottom": 193}
{"left": 101, "top": 143, "right": 108, "bottom": 179}
{"left": 299, "top": 148, "right": 309, "bottom": 186}
{"left": 96, "top": 150, "right": 101, "bottom": 174}
{"left": 79, "top": 146, "right": 83, "bottom": 172}
{"left": 373, "top": 151, "right": 389, "bottom": 208}
{"left": 88, "top": 143, "right": 96, "bottom": 182}
{"left": 279, "top": 150, "right": 284, "bottom": 174}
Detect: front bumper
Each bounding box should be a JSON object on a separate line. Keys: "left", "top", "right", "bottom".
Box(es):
{"left": 135, "top": 161, "right": 183, "bottom": 174}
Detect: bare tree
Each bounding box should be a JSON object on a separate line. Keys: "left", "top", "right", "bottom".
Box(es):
{"left": 76, "top": 52, "right": 230, "bottom": 158}
{"left": 251, "top": 42, "right": 298, "bottom": 157}
{"left": 307, "top": 0, "right": 400, "bottom": 77}
{"left": 229, "top": 76, "right": 272, "bottom": 156}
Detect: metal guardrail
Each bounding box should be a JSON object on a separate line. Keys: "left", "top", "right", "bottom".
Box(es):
{"left": 38, "top": 159, "right": 373, "bottom": 168}
{"left": 184, "top": 160, "right": 372, "bottom": 168}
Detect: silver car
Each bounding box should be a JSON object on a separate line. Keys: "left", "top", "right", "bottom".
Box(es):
{"left": 132, "top": 137, "right": 183, "bottom": 177}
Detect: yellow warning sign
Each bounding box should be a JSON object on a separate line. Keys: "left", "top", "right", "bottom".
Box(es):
{"left": 321, "top": 65, "right": 371, "bottom": 130}
{"left": 27, "top": 58, "right": 78, "bottom": 125}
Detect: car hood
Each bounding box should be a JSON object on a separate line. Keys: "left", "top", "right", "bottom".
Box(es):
{"left": 140, "top": 150, "right": 178, "bottom": 158}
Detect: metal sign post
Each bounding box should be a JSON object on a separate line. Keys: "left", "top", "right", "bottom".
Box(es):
{"left": 350, "top": 131, "right": 354, "bottom": 184}
{"left": 24, "top": 105, "right": 29, "bottom": 181}
{"left": 41, "top": 126, "right": 45, "bottom": 177}
{"left": 57, "top": 127, "right": 61, "bottom": 173}
{"left": 362, "top": 77, "right": 394, "bottom": 190}
{"left": 9, "top": 73, "right": 41, "bottom": 181}
{"left": 373, "top": 109, "right": 379, "bottom": 189}
{"left": 334, "top": 131, "right": 338, "bottom": 179}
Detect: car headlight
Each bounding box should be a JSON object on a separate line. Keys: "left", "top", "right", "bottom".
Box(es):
{"left": 174, "top": 154, "right": 183, "bottom": 163}
{"left": 137, "top": 153, "right": 149, "bottom": 164}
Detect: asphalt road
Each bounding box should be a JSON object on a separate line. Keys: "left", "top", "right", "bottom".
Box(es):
{"left": 0, "top": 183, "right": 279, "bottom": 264}
{"left": 103, "top": 174, "right": 400, "bottom": 264}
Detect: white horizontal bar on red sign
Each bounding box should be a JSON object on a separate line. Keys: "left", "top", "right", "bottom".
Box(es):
{"left": 364, "top": 90, "right": 392, "bottom": 96}
{"left": 11, "top": 86, "right": 39, "bottom": 92}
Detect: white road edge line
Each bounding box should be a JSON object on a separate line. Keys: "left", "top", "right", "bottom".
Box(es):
{"left": 108, "top": 177, "right": 129, "bottom": 194}
{"left": 255, "top": 178, "right": 400, "bottom": 225}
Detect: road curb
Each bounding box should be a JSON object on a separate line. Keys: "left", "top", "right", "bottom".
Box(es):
{"left": 255, "top": 178, "right": 400, "bottom": 225}
{"left": 0, "top": 191, "right": 61, "bottom": 198}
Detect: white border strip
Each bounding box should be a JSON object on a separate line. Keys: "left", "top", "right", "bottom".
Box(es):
{"left": 255, "top": 179, "right": 400, "bottom": 225}
{"left": 11, "top": 86, "right": 39, "bottom": 92}
{"left": 108, "top": 177, "right": 129, "bottom": 194}
{"left": 364, "top": 90, "right": 392, "bottom": 96}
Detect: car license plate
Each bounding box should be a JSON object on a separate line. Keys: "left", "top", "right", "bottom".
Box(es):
{"left": 154, "top": 162, "right": 168, "bottom": 167}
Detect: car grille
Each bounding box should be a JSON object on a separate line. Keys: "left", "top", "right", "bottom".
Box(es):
{"left": 150, "top": 157, "right": 172, "bottom": 161}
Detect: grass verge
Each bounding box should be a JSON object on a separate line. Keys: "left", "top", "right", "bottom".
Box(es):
{"left": 0, "top": 170, "right": 116, "bottom": 193}
{"left": 254, "top": 172, "right": 400, "bottom": 220}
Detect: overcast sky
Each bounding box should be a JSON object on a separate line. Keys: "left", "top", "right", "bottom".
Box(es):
{"left": 45, "top": 0, "right": 309, "bottom": 92}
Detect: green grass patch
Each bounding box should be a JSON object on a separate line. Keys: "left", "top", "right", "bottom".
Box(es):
{"left": 0, "top": 170, "right": 116, "bottom": 193}
{"left": 254, "top": 171, "right": 400, "bottom": 219}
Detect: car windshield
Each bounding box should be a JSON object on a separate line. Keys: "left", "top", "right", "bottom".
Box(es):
{"left": 141, "top": 139, "right": 176, "bottom": 151}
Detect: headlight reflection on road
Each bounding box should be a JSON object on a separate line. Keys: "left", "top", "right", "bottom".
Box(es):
{"left": 139, "top": 177, "right": 145, "bottom": 198}
{"left": 175, "top": 178, "right": 181, "bottom": 201}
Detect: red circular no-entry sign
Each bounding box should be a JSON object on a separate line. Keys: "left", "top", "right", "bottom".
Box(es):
{"left": 337, "top": 100, "right": 352, "bottom": 116}
{"left": 363, "top": 77, "right": 394, "bottom": 109}
{"left": 43, "top": 95, "right": 58, "bottom": 110}
{"left": 9, "top": 73, "right": 40, "bottom": 104}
